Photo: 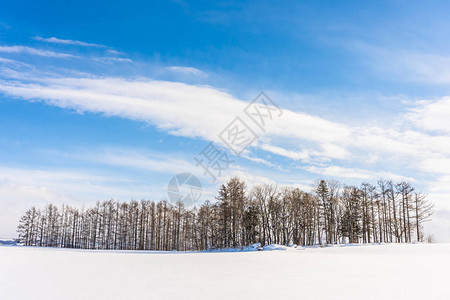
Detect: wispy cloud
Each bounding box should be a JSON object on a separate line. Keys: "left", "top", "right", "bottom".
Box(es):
{"left": 351, "top": 42, "right": 450, "bottom": 84}
{"left": 76, "top": 148, "right": 197, "bottom": 174}
{"left": 107, "top": 49, "right": 125, "bottom": 55}
{"left": 166, "top": 66, "right": 207, "bottom": 77}
{"left": 0, "top": 45, "right": 76, "bottom": 58}
{"left": 93, "top": 57, "right": 133, "bottom": 64}
{"left": 261, "top": 144, "right": 310, "bottom": 161}
{"left": 33, "top": 36, "right": 106, "bottom": 48}
{"left": 1, "top": 68, "right": 449, "bottom": 175}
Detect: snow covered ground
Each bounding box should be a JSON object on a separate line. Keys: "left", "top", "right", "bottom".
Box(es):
{"left": 1, "top": 243, "right": 449, "bottom": 299}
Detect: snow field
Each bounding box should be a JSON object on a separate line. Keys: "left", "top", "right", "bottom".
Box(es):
{"left": 1, "top": 243, "right": 449, "bottom": 299}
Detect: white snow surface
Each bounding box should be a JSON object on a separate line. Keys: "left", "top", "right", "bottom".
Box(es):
{"left": 1, "top": 243, "right": 449, "bottom": 299}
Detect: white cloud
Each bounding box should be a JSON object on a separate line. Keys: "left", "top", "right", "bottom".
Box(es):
{"left": 33, "top": 36, "right": 106, "bottom": 48}
{"left": 303, "top": 165, "right": 415, "bottom": 181}
{"left": 304, "top": 165, "right": 374, "bottom": 179}
{"left": 427, "top": 176, "right": 450, "bottom": 194}
{"left": 218, "top": 170, "right": 276, "bottom": 190}
{"left": 0, "top": 45, "right": 76, "bottom": 58}
{"left": 0, "top": 76, "right": 243, "bottom": 143}
{"left": 418, "top": 158, "right": 450, "bottom": 175}
{"left": 407, "top": 97, "right": 450, "bottom": 134}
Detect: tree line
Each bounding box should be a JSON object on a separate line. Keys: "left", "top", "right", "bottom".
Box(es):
{"left": 17, "top": 178, "right": 434, "bottom": 250}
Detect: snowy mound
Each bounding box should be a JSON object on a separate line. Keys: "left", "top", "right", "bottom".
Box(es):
{"left": 205, "top": 243, "right": 303, "bottom": 252}
{"left": 0, "top": 239, "right": 18, "bottom": 246}
{"left": 263, "top": 244, "right": 304, "bottom": 251}
{"left": 262, "top": 244, "right": 289, "bottom": 251}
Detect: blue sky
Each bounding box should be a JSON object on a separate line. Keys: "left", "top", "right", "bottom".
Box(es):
{"left": 1, "top": 0, "right": 450, "bottom": 240}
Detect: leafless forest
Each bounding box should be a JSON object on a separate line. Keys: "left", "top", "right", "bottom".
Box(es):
{"left": 17, "top": 178, "right": 434, "bottom": 250}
